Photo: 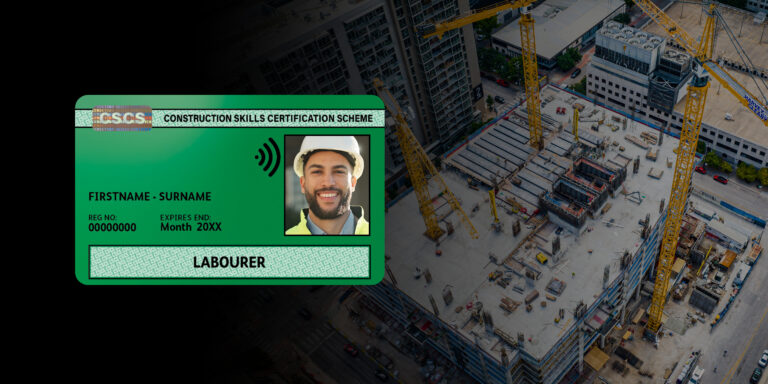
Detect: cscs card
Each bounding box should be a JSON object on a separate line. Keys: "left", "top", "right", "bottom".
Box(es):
{"left": 75, "top": 95, "right": 385, "bottom": 285}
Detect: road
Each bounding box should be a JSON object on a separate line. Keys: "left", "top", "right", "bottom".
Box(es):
{"left": 692, "top": 167, "right": 768, "bottom": 221}
{"left": 688, "top": 252, "right": 768, "bottom": 384}
{"left": 482, "top": 78, "right": 524, "bottom": 114}
{"left": 311, "top": 331, "right": 394, "bottom": 384}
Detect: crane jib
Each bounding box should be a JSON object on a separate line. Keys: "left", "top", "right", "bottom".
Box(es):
{"left": 745, "top": 94, "right": 768, "bottom": 122}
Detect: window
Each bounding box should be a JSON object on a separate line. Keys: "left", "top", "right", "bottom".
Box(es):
{"left": 609, "top": 81, "right": 613, "bottom": 86}
{"left": 718, "top": 134, "right": 723, "bottom": 139}
{"left": 726, "top": 137, "right": 731, "bottom": 143}
{"left": 622, "top": 87, "right": 627, "bottom": 91}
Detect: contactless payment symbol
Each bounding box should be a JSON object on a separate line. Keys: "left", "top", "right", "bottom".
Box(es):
{"left": 254, "top": 137, "right": 281, "bottom": 177}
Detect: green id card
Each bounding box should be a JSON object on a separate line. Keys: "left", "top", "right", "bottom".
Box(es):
{"left": 75, "top": 95, "right": 385, "bottom": 285}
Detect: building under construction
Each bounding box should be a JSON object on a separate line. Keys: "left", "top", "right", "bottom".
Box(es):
{"left": 364, "top": 85, "right": 690, "bottom": 384}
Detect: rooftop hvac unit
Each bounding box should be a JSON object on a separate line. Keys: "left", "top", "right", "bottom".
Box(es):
{"left": 643, "top": 43, "right": 655, "bottom": 50}
{"left": 622, "top": 27, "right": 634, "bottom": 34}
{"left": 629, "top": 38, "right": 644, "bottom": 46}
{"left": 636, "top": 32, "right": 648, "bottom": 39}
{"left": 650, "top": 37, "right": 663, "bottom": 45}
{"left": 607, "top": 21, "right": 621, "bottom": 29}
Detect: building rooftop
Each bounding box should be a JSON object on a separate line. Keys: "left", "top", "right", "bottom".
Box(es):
{"left": 641, "top": 2, "right": 768, "bottom": 146}
{"left": 493, "top": 0, "right": 624, "bottom": 59}
{"left": 384, "top": 85, "right": 680, "bottom": 360}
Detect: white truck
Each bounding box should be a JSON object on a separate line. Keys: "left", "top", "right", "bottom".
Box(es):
{"left": 688, "top": 366, "right": 704, "bottom": 384}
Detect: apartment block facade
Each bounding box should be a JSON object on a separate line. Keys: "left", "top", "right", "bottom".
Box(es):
{"left": 223, "top": 0, "right": 482, "bottom": 181}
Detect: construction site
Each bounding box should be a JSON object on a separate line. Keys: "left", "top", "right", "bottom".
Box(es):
{"left": 369, "top": 82, "right": 679, "bottom": 383}
{"left": 363, "top": 1, "right": 768, "bottom": 383}
{"left": 369, "top": 80, "right": 765, "bottom": 383}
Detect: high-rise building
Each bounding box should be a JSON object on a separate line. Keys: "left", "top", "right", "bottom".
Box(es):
{"left": 212, "top": 0, "right": 483, "bottom": 184}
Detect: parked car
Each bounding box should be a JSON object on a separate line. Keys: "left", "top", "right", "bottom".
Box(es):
{"left": 496, "top": 79, "right": 509, "bottom": 87}
{"left": 343, "top": 343, "right": 359, "bottom": 356}
{"left": 375, "top": 369, "right": 389, "bottom": 382}
{"left": 695, "top": 166, "right": 706, "bottom": 174}
{"left": 713, "top": 175, "right": 728, "bottom": 184}
{"left": 759, "top": 350, "right": 768, "bottom": 368}
{"left": 751, "top": 367, "right": 763, "bottom": 383}
{"left": 494, "top": 95, "right": 505, "bottom": 104}
{"left": 570, "top": 68, "right": 581, "bottom": 78}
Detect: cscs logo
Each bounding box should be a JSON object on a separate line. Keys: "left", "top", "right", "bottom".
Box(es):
{"left": 92, "top": 105, "right": 152, "bottom": 131}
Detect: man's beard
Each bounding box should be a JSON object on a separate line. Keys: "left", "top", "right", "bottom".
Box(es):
{"left": 306, "top": 188, "right": 352, "bottom": 220}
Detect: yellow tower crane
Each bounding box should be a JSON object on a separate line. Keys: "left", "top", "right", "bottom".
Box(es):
{"left": 631, "top": 0, "right": 768, "bottom": 333}
{"left": 373, "top": 78, "right": 479, "bottom": 240}
{"left": 489, "top": 190, "right": 501, "bottom": 232}
{"left": 418, "top": 0, "right": 544, "bottom": 149}
{"left": 572, "top": 107, "right": 579, "bottom": 142}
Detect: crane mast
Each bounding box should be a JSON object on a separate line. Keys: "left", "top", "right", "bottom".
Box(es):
{"left": 419, "top": 0, "right": 544, "bottom": 148}
{"left": 518, "top": 4, "right": 543, "bottom": 149}
{"left": 633, "top": 0, "right": 767, "bottom": 332}
{"left": 373, "top": 78, "right": 479, "bottom": 240}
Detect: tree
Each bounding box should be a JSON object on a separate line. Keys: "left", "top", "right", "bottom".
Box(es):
{"left": 758, "top": 167, "right": 768, "bottom": 186}
{"left": 736, "top": 162, "right": 758, "bottom": 183}
{"left": 613, "top": 13, "right": 631, "bottom": 25}
{"left": 696, "top": 140, "right": 707, "bottom": 154}
{"left": 704, "top": 151, "right": 722, "bottom": 168}
{"left": 474, "top": 16, "right": 499, "bottom": 42}
{"left": 478, "top": 48, "right": 507, "bottom": 73}
{"left": 624, "top": 0, "right": 634, "bottom": 11}
{"left": 566, "top": 47, "right": 582, "bottom": 63}
{"left": 501, "top": 56, "right": 523, "bottom": 83}
{"left": 557, "top": 54, "right": 576, "bottom": 71}
{"left": 720, "top": 161, "right": 733, "bottom": 174}
{"left": 558, "top": 47, "right": 582, "bottom": 71}
{"left": 570, "top": 77, "right": 587, "bottom": 95}
{"left": 486, "top": 95, "right": 495, "bottom": 112}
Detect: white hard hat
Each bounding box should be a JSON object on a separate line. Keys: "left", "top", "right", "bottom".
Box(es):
{"left": 293, "top": 136, "right": 364, "bottom": 179}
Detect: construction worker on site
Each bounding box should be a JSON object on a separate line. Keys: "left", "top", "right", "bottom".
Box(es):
{"left": 286, "top": 136, "right": 369, "bottom": 235}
